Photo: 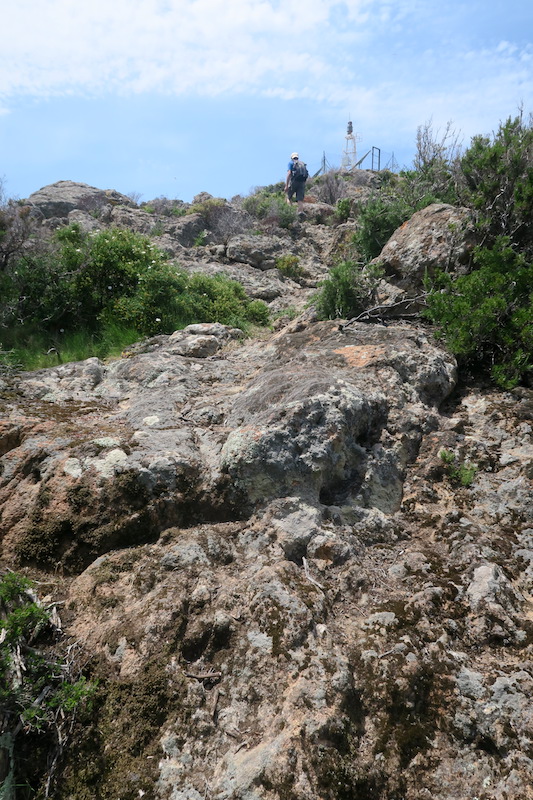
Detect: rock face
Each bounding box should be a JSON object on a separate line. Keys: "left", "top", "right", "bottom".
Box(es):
{"left": 372, "top": 203, "right": 476, "bottom": 290}
{"left": 27, "top": 180, "right": 135, "bottom": 219}
{"left": 2, "top": 180, "right": 533, "bottom": 799}
{"left": 0, "top": 320, "right": 455, "bottom": 573}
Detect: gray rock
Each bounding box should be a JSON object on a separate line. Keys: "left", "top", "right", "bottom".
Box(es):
{"left": 27, "top": 180, "right": 134, "bottom": 219}
{"left": 226, "top": 234, "right": 285, "bottom": 270}
{"left": 371, "top": 203, "right": 476, "bottom": 291}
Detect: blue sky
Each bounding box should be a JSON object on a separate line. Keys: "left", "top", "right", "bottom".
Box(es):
{"left": 1, "top": 0, "right": 532, "bottom": 204}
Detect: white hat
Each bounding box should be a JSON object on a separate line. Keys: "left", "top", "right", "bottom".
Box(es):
{"left": 291, "top": 152, "right": 299, "bottom": 159}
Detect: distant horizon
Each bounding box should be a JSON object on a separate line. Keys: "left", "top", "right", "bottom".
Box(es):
{"left": 1, "top": 0, "right": 531, "bottom": 204}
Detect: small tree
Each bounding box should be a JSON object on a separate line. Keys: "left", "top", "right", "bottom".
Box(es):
{"left": 457, "top": 111, "right": 533, "bottom": 253}
{"left": 425, "top": 237, "right": 533, "bottom": 387}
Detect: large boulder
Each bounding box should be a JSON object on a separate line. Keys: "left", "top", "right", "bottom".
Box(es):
{"left": 221, "top": 322, "right": 457, "bottom": 508}
{"left": 26, "top": 180, "right": 134, "bottom": 219}
{"left": 225, "top": 233, "right": 287, "bottom": 270}
{"left": 372, "top": 203, "right": 476, "bottom": 291}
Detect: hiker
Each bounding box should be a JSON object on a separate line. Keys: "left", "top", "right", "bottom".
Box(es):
{"left": 285, "top": 152, "right": 309, "bottom": 214}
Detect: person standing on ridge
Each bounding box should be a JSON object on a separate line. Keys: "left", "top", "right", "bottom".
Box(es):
{"left": 285, "top": 152, "right": 309, "bottom": 215}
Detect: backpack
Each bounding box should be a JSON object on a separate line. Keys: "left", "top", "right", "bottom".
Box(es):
{"left": 292, "top": 161, "right": 308, "bottom": 182}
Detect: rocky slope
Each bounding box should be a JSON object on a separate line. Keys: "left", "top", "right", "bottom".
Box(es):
{"left": 1, "top": 179, "right": 532, "bottom": 799}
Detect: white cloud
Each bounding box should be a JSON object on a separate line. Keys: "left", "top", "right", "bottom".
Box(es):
{"left": 0, "top": 0, "right": 531, "bottom": 153}
{"left": 0, "top": 0, "right": 370, "bottom": 99}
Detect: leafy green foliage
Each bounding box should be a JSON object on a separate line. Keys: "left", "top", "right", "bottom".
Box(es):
{"left": 193, "top": 229, "right": 209, "bottom": 246}
{"left": 439, "top": 449, "right": 478, "bottom": 487}
{"left": 425, "top": 237, "right": 533, "bottom": 387}
{"left": 335, "top": 197, "right": 352, "bottom": 223}
{"left": 275, "top": 254, "right": 303, "bottom": 279}
{"left": 0, "top": 223, "right": 269, "bottom": 367}
{"left": 353, "top": 195, "right": 412, "bottom": 261}
{"left": 352, "top": 165, "right": 452, "bottom": 263}
{"left": 422, "top": 113, "right": 533, "bottom": 387}
{"left": 188, "top": 197, "right": 226, "bottom": 218}
{"left": 351, "top": 122, "right": 462, "bottom": 262}
{"left": 314, "top": 260, "right": 384, "bottom": 320}
{"left": 1, "top": 225, "right": 169, "bottom": 335}
{"left": 323, "top": 113, "right": 532, "bottom": 388}
{"left": 182, "top": 273, "right": 269, "bottom": 326}
{"left": 242, "top": 190, "right": 297, "bottom": 229}
{"left": 458, "top": 113, "right": 533, "bottom": 251}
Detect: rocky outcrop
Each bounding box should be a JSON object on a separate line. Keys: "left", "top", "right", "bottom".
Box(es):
{"left": 27, "top": 180, "right": 135, "bottom": 219}
{"left": 1, "top": 310, "right": 533, "bottom": 799}
{"left": 3, "top": 178, "right": 533, "bottom": 799}
{"left": 0, "top": 319, "right": 455, "bottom": 572}
{"left": 225, "top": 234, "right": 286, "bottom": 270}
{"left": 372, "top": 203, "right": 476, "bottom": 290}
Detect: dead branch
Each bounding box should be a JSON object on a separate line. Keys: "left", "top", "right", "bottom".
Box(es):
{"left": 185, "top": 669, "right": 222, "bottom": 683}
{"left": 339, "top": 294, "right": 428, "bottom": 330}
{"left": 302, "top": 557, "right": 325, "bottom": 590}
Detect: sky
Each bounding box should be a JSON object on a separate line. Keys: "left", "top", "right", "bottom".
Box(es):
{"left": 1, "top": 0, "right": 532, "bottom": 204}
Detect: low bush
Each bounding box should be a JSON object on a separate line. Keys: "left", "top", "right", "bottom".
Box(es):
{"left": 425, "top": 237, "right": 533, "bottom": 387}
{"left": 312, "top": 170, "right": 348, "bottom": 205}
{"left": 439, "top": 449, "right": 478, "bottom": 487}
{"left": 242, "top": 190, "right": 297, "bottom": 229}
{"left": 335, "top": 197, "right": 352, "bottom": 223}
{"left": 275, "top": 254, "right": 303, "bottom": 279}
{"left": 140, "top": 196, "right": 187, "bottom": 216}
{"left": 457, "top": 113, "right": 533, "bottom": 253}
{"left": 314, "top": 260, "right": 383, "bottom": 320}
{"left": 0, "top": 224, "right": 270, "bottom": 368}
{"left": 174, "top": 272, "right": 269, "bottom": 328}
{"left": 352, "top": 195, "right": 412, "bottom": 261}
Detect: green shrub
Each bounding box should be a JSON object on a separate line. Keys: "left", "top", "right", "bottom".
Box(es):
{"left": 439, "top": 449, "right": 478, "bottom": 487}
{"left": 193, "top": 229, "right": 208, "bottom": 246}
{"left": 335, "top": 197, "right": 352, "bottom": 222}
{"left": 458, "top": 113, "right": 533, "bottom": 252}
{"left": 352, "top": 169, "right": 445, "bottom": 263}
{"left": 420, "top": 113, "right": 533, "bottom": 388}
{"left": 425, "top": 237, "right": 533, "bottom": 387}
{"left": 275, "top": 254, "right": 303, "bottom": 279}
{"left": 242, "top": 190, "right": 297, "bottom": 229}
{"left": 3, "top": 225, "right": 170, "bottom": 335}
{"left": 175, "top": 272, "right": 269, "bottom": 329}
{"left": 188, "top": 197, "right": 226, "bottom": 218}
{"left": 141, "top": 196, "right": 187, "bottom": 217}
{"left": 314, "top": 260, "right": 383, "bottom": 320}
{"left": 348, "top": 121, "right": 461, "bottom": 262}
{"left": 0, "top": 224, "right": 269, "bottom": 365}
{"left": 353, "top": 196, "right": 411, "bottom": 261}
{"left": 245, "top": 299, "right": 271, "bottom": 326}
